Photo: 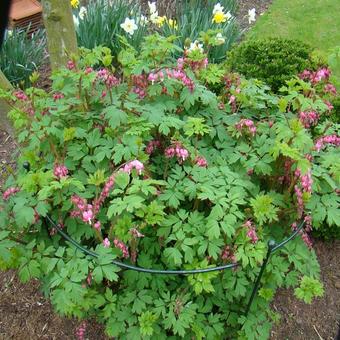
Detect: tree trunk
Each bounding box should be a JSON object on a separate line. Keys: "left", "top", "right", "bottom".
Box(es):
{"left": 0, "top": 70, "right": 14, "bottom": 135}
{"left": 41, "top": 0, "right": 78, "bottom": 71}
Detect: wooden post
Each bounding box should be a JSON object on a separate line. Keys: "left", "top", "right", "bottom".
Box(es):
{"left": 41, "top": 0, "right": 78, "bottom": 71}
{"left": 0, "top": 70, "right": 14, "bottom": 135}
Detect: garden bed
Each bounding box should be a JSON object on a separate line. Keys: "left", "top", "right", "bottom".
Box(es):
{"left": 0, "top": 240, "right": 339, "bottom": 339}
{"left": 0, "top": 1, "right": 339, "bottom": 339}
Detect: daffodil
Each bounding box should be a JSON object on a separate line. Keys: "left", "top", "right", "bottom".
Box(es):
{"left": 79, "top": 7, "right": 87, "bottom": 20}
{"left": 187, "top": 40, "right": 204, "bottom": 53}
{"left": 248, "top": 8, "right": 256, "bottom": 24}
{"left": 212, "top": 10, "right": 232, "bottom": 24}
{"left": 73, "top": 14, "right": 79, "bottom": 27}
{"left": 149, "top": 10, "right": 160, "bottom": 24}
{"left": 213, "top": 3, "right": 224, "bottom": 14}
{"left": 120, "top": 18, "right": 138, "bottom": 36}
{"left": 148, "top": 1, "right": 157, "bottom": 15}
{"left": 155, "top": 16, "right": 167, "bottom": 27}
{"left": 167, "top": 18, "right": 178, "bottom": 30}
{"left": 70, "top": 0, "right": 79, "bottom": 9}
{"left": 140, "top": 15, "right": 149, "bottom": 26}
{"left": 215, "top": 33, "right": 225, "bottom": 44}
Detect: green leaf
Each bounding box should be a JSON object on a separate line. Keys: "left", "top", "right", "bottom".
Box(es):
{"left": 102, "top": 265, "right": 119, "bottom": 282}
{"left": 164, "top": 247, "right": 183, "bottom": 266}
{"left": 104, "top": 106, "right": 128, "bottom": 129}
{"left": 206, "top": 219, "right": 220, "bottom": 240}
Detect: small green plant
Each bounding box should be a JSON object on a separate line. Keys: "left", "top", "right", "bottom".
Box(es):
{"left": 294, "top": 276, "right": 324, "bottom": 303}
{"left": 0, "top": 28, "right": 46, "bottom": 88}
{"left": 226, "top": 38, "right": 317, "bottom": 92}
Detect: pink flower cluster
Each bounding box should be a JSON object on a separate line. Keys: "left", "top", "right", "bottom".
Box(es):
{"left": 96, "top": 69, "right": 119, "bottom": 89}
{"left": 324, "top": 83, "right": 337, "bottom": 95}
{"left": 300, "top": 170, "right": 313, "bottom": 194}
{"left": 221, "top": 245, "right": 236, "bottom": 262}
{"left": 244, "top": 220, "right": 258, "bottom": 244}
{"left": 145, "top": 140, "right": 161, "bottom": 154}
{"left": 165, "top": 143, "right": 189, "bottom": 163}
{"left": 294, "top": 186, "right": 304, "bottom": 218}
{"left": 53, "top": 164, "right": 69, "bottom": 179}
{"left": 130, "top": 228, "right": 145, "bottom": 238}
{"left": 85, "top": 67, "right": 93, "bottom": 75}
{"left": 2, "top": 187, "right": 20, "bottom": 200}
{"left": 114, "top": 238, "right": 129, "bottom": 258}
{"left": 180, "top": 56, "right": 208, "bottom": 71}
{"left": 299, "top": 111, "right": 319, "bottom": 128}
{"left": 299, "top": 67, "right": 331, "bottom": 84}
{"left": 314, "top": 134, "right": 340, "bottom": 151}
{"left": 194, "top": 156, "right": 208, "bottom": 167}
{"left": 53, "top": 92, "right": 64, "bottom": 101}
{"left": 324, "top": 100, "right": 334, "bottom": 112}
{"left": 121, "top": 160, "right": 144, "bottom": 175}
{"left": 75, "top": 321, "right": 87, "bottom": 340}
{"left": 103, "top": 238, "right": 110, "bottom": 248}
{"left": 67, "top": 60, "right": 76, "bottom": 70}
{"left": 71, "top": 195, "right": 95, "bottom": 225}
{"left": 228, "top": 95, "right": 237, "bottom": 113}
{"left": 93, "top": 174, "right": 115, "bottom": 215}
{"left": 235, "top": 119, "right": 256, "bottom": 136}
{"left": 294, "top": 168, "right": 313, "bottom": 218}
{"left": 148, "top": 68, "right": 195, "bottom": 92}
{"left": 147, "top": 70, "right": 165, "bottom": 84}
{"left": 13, "top": 90, "right": 28, "bottom": 101}
{"left": 132, "top": 74, "right": 148, "bottom": 99}
{"left": 291, "top": 220, "right": 313, "bottom": 249}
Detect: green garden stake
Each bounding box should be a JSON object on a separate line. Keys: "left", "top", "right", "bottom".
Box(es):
{"left": 244, "top": 239, "right": 277, "bottom": 316}
{"left": 23, "top": 161, "right": 30, "bottom": 172}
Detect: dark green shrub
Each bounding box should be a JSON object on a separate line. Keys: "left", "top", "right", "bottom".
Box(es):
{"left": 0, "top": 27, "right": 46, "bottom": 88}
{"left": 226, "top": 38, "right": 315, "bottom": 92}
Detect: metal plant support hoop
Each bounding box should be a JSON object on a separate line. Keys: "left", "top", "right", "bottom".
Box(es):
{"left": 46, "top": 215, "right": 306, "bottom": 317}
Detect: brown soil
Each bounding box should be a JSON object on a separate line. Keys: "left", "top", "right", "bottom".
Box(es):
{"left": 236, "top": 0, "right": 273, "bottom": 31}
{"left": 0, "top": 270, "right": 108, "bottom": 340}
{"left": 271, "top": 240, "right": 340, "bottom": 340}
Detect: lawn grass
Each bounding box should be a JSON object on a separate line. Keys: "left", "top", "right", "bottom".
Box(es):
{"left": 247, "top": 0, "right": 340, "bottom": 87}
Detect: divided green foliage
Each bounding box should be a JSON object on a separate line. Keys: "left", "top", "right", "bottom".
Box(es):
{"left": 1, "top": 37, "right": 337, "bottom": 339}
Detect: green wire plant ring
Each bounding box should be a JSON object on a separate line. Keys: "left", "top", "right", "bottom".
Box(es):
{"left": 45, "top": 215, "right": 305, "bottom": 275}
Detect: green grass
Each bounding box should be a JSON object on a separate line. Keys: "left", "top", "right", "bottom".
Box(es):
{"left": 247, "top": 0, "right": 340, "bottom": 87}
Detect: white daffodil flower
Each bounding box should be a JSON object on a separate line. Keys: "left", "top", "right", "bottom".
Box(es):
{"left": 213, "top": 3, "right": 224, "bottom": 14}
{"left": 188, "top": 40, "right": 204, "bottom": 53}
{"left": 140, "top": 15, "right": 149, "bottom": 26}
{"left": 225, "top": 11, "right": 232, "bottom": 21}
{"left": 248, "top": 8, "right": 256, "bottom": 24}
{"left": 73, "top": 14, "right": 79, "bottom": 27}
{"left": 148, "top": 1, "right": 157, "bottom": 14}
{"left": 216, "top": 33, "right": 225, "bottom": 44}
{"left": 79, "top": 7, "right": 87, "bottom": 20}
{"left": 120, "top": 17, "right": 138, "bottom": 35}
{"left": 150, "top": 11, "right": 159, "bottom": 24}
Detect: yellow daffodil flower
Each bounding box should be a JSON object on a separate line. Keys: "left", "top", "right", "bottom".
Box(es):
{"left": 70, "top": 0, "right": 79, "bottom": 9}
{"left": 155, "top": 16, "right": 167, "bottom": 27}
{"left": 167, "top": 18, "right": 178, "bottom": 30}
{"left": 212, "top": 10, "right": 232, "bottom": 24}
